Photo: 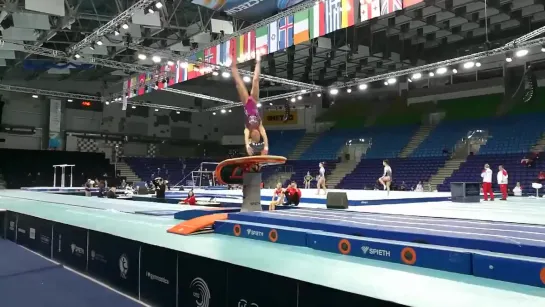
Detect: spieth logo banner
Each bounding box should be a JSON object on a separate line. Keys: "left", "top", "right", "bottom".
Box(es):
{"left": 263, "top": 110, "right": 298, "bottom": 125}
{"left": 191, "top": 0, "right": 305, "bottom": 21}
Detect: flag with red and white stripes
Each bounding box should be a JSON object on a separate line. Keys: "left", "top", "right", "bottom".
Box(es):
{"left": 381, "top": 0, "right": 402, "bottom": 15}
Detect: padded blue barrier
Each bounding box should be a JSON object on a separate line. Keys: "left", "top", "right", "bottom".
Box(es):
{"left": 131, "top": 196, "right": 180, "bottom": 204}
{"left": 472, "top": 253, "right": 545, "bottom": 288}
{"left": 134, "top": 210, "right": 182, "bottom": 216}
{"left": 167, "top": 191, "right": 450, "bottom": 206}
{"left": 174, "top": 208, "right": 240, "bottom": 220}
{"left": 227, "top": 212, "right": 545, "bottom": 258}
{"left": 214, "top": 220, "right": 308, "bottom": 247}
{"left": 306, "top": 232, "right": 472, "bottom": 275}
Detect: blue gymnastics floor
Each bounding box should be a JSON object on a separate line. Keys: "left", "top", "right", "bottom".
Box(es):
{"left": 22, "top": 187, "right": 452, "bottom": 206}
{"left": 0, "top": 239, "right": 142, "bottom": 307}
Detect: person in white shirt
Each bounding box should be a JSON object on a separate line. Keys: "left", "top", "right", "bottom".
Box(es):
{"left": 497, "top": 165, "right": 508, "bottom": 200}
{"left": 316, "top": 162, "right": 327, "bottom": 195}
{"left": 415, "top": 181, "right": 424, "bottom": 192}
{"left": 378, "top": 160, "right": 393, "bottom": 195}
{"left": 513, "top": 182, "right": 522, "bottom": 196}
{"left": 481, "top": 163, "right": 494, "bottom": 201}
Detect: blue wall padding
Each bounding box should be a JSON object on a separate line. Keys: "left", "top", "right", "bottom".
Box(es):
{"left": 472, "top": 253, "right": 545, "bottom": 288}
{"left": 227, "top": 213, "right": 545, "bottom": 258}
{"left": 215, "top": 220, "right": 308, "bottom": 247}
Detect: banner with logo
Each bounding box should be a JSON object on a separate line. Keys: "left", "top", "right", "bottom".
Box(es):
{"left": 16, "top": 213, "right": 53, "bottom": 258}
{"left": 49, "top": 98, "right": 62, "bottom": 149}
{"left": 403, "top": 0, "right": 423, "bottom": 8}
{"left": 191, "top": 0, "right": 305, "bottom": 21}
{"left": 227, "top": 264, "right": 298, "bottom": 307}
{"left": 140, "top": 244, "right": 177, "bottom": 307}
{"left": 6, "top": 211, "right": 17, "bottom": 242}
{"left": 178, "top": 252, "right": 228, "bottom": 307}
{"left": 87, "top": 230, "right": 140, "bottom": 297}
{"left": 263, "top": 109, "right": 298, "bottom": 125}
{"left": 52, "top": 223, "right": 88, "bottom": 271}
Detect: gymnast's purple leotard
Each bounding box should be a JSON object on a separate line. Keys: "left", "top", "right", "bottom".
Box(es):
{"left": 244, "top": 96, "right": 261, "bottom": 129}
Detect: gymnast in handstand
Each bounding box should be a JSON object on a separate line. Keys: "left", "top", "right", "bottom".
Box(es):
{"left": 231, "top": 54, "right": 269, "bottom": 156}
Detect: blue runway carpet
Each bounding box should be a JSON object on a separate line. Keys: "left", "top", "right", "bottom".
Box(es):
{"left": 0, "top": 239, "right": 142, "bottom": 307}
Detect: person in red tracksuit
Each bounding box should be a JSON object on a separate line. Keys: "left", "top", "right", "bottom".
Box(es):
{"left": 285, "top": 182, "right": 302, "bottom": 206}
{"left": 179, "top": 190, "right": 196, "bottom": 206}
{"left": 481, "top": 164, "right": 494, "bottom": 201}
{"left": 497, "top": 165, "right": 508, "bottom": 200}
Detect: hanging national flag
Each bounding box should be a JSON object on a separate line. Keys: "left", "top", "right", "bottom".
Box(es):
{"left": 278, "top": 15, "right": 294, "bottom": 51}
{"left": 326, "top": 0, "right": 342, "bottom": 34}
{"left": 255, "top": 25, "right": 269, "bottom": 56}
{"left": 188, "top": 64, "right": 204, "bottom": 80}
{"left": 360, "top": 0, "right": 381, "bottom": 21}
{"left": 156, "top": 66, "right": 165, "bottom": 90}
{"left": 138, "top": 73, "right": 146, "bottom": 96}
{"left": 341, "top": 0, "right": 356, "bottom": 28}
{"left": 179, "top": 64, "right": 188, "bottom": 82}
{"left": 145, "top": 73, "right": 153, "bottom": 93}
{"left": 403, "top": 0, "right": 423, "bottom": 8}
{"left": 129, "top": 77, "right": 137, "bottom": 97}
{"left": 175, "top": 61, "right": 181, "bottom": 83}
{"left": 190, "top": 50, "right": 205, "bottom": 63}
{"left": 294, "top": 9, "right": 310, "bottom": 45}
{"left": 381, "top": 0, "right": 402, "bottom": 15}
{"left": 123, "top": 78, "right": 129, "bottom": 98}
{"left": 237, "top": 30, "right": 256, "bottom": 63}
{"left": 310, "top": 1, "right": 326, "bottom": 39}
{"left": 205, "top": 45, "right": 220, "bottom": 66}
{"left": 168, "top": 63, "right": 176, "bottom": 86}
{"left": 219, "top": 39, "right": 232, "bottom": 66}
{"left": 268, "top": 21, "right": 279, "bottom": 54}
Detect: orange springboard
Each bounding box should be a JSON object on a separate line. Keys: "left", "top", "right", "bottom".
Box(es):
{"left": 215, "top": 155, "right": 287, "bottom": 185}
{"left": 167, "top": 213, "right": 228, "bottom": 235}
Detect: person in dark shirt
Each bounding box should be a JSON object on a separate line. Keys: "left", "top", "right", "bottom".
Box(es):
{"left": 155, "top": 178, "right": 167, "bottom": 201}
{"left": 97, "top": 180, "right": 106, "bottom": 198}
{"left": 106, "top": 187, "right": 117, "bottom": 199}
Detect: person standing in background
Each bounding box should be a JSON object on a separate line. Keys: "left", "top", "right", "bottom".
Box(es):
{"left": 481, "top": 164, "right": 494, "bottom": 201}
{"left": 497, "top": 165, "right": 508, "bottom": 200}
{"left": 84, "top": 179, "right": 93, "bottom": 197}
{"left": 304, "top": 171, "right": 313, "bottom": 189}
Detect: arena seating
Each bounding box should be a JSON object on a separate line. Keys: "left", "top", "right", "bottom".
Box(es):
{"left": 438, "top": 153, "right": 542, "bottom": 192}
{"left": 411, "top": 119, "right": 481, "bottom": 157}
{"left": 300, "top": 126, "right": 416, "bottom": 161}
{"left": 266, "top": 129, "right": 305, "bottom": 157}
{"left": 0, "top": 149, "right": 114, "bottom": 189}
{"left": 340, "top": 157, "right": 448, "bottom": 189}
{"left": 124, "top": 157, "right": 204, "bottom": 186}
{"left": 412, "top": 114, "right": 545, "bottom": 157}
{"left": 364, "top": 126, "right": 417, "bottom": 159}
{"left": 477, "top": 114, "right": 544, "bottom": 155}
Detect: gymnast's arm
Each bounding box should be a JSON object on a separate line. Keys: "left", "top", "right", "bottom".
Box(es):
{"left": 244, "top": 128, "right": 253, "bottom": 155}
{"left": 250, "top": 55, "right": 261, "bottom": 101}
{"left": 231, "top": 60, "right": 249, "bottom": 104}
{"left": 259, "top": 124, "right": 269, "bottom": 154}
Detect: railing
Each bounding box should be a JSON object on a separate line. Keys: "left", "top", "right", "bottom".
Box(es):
{"left": 268, "top": 165, "right": 294, "bottom": 173}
